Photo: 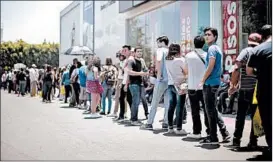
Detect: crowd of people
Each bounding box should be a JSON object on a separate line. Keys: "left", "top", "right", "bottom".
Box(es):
{"left": 1, "top": 25, "right": 271, "bottom": 161}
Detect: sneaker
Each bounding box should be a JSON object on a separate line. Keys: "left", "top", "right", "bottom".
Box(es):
{"left": 175, "top": 129, "right": 187, "bottom": 135}
{"left": 107, "top": 113, "right": 118, "bottom": 118}
{"left": 246, "top": 142, "right": 258, "bottom": 151}
{"left": 187, "top": 133, "right": 202, "bottom": 139}
{"left": 224, "top": 138, "right": 240, "bottom": 148}
{"left": 140, "top": 123, "right": 153, "bottom": 130}
{"left": 168, "top": 128, "right": 174, "bottom": 133}
{"left": 162, "top": 123, "right": 168, "bottom": 130}
{"left": 222, "top": 134, "right": 231, "bottom": 142}
{"left": 200, "top": 138, "right": 219, "bottom": 145}
{"left": 131, "top": 121, "right": 142, "bottom": 126}
{"left": 100, "top": 112, "right": 106, "bottom": 115}
{"left": 182, "top": 120, "right": 187, "bottom": 124}
{"left": 82, "top": 110, "right": 91, "bottom": 114}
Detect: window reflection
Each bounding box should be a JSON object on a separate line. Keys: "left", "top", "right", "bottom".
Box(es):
{"left": 128, "top": 1, "right": 210, "bottom": 64}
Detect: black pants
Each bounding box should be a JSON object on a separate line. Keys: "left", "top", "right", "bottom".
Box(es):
{"left": 72, "top": 83, "right": 80, "bottom": 105}
{"left": 43, "top": 81, "right": 52, "bottom": 101}
{"left": 233, "top": 89, "right": 258, "bottom": 144}
{"left": 119, "top": 84, "right": 127, "bottom": 119}
{"left": 2, "top": 81, "right": 7, "bottom": 90}
{"left": 257, "top": 89, "right": 272, "bottom": 149}
{"left": 188, "top": 90, "right": 209, "bottom": 135}
{"left": 64, "top": 85, "right": 71, "bottom": 103}
{"left": 203, "top": 85, "right": 229, "bottom": 141}
{"left": 7, "top": 80, "right": 13, "bottom": 93}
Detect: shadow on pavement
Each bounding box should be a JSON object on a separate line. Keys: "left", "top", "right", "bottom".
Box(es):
{"left": 83, "top": 116, "right": 102, "bottom": 119}
{"left": 195, "top": 144, "right": 221, "bottom": 150}
{"left": 60, "top": 106, "right": 75, "bottom": 109}
{"left": 163, "top": 132, "right": 187, "bottom": 137}
{"left": 152, "top": 129, "right": 168, "bottom": 134}
{"left": 182, "top": 137, "right": 201, "bottom": 142}
{"left": 228, "top": 146, "right": 266, "bottom": 152}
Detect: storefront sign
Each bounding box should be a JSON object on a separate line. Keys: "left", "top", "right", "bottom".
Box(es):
{"left": 222, "top": 0, "right": 239, "bottom": 71}
{"left": 180, "top": 1, "right": 192, "bottom": 56}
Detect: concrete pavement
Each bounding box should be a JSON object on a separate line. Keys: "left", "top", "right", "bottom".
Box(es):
{"left": 1, "top": 90, "right": 267, "bottom": 160}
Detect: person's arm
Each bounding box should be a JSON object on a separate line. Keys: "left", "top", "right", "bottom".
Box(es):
{"left": 93, "top": 67, "right": 99, "bottom": 80}
{"left": 199, "top": 47, "right": 217, "bottom": 87}
{"left": 155, "top": 49, "right": 163, "bottom": 79}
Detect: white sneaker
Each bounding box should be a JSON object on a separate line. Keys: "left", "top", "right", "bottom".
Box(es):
{"left": 168, "top": 128, "right": 174, "bottom": 133}
{"left": 89, "top": 113, "right": 101, "bottom": 118}
{"left": 187, "top": 133, "right": 201, "bottom": 139}
{"left": 107, "top": 113, "right": 118, "bottom": 118}
{"left": 175, "top": 129, "right": 187, "bottom": 135}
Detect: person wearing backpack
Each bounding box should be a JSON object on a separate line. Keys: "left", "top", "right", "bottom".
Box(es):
{"left": 100, "top": 58, "right": 118, "bottom": 115}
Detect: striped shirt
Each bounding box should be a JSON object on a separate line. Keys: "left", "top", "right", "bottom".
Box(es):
{"left": 236, "top": 47, "right": 257, "bottom": 90}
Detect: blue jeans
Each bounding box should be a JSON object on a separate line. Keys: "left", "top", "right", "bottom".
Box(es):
{"left": 147, "top": 80, "right": 169, "bottom": 125}
{"left": 19, "top": 80, "right": 26, "bottom": 95}
{"left": 101, "top": 82, "right": 113, "bottom": 113}
{"left": 129, "top": 84, "right": 141, "bottom": 122}
{"left": 167, "top": 85, "right": 186, "bottom": 130}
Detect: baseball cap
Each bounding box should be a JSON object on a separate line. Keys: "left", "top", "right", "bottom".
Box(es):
{"left": 248, "top": 33, "right": 262, "bottom": 46}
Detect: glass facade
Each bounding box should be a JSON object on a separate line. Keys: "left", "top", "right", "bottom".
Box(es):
{"left": 127, "top": 1, "right": 210, "bottom": 64}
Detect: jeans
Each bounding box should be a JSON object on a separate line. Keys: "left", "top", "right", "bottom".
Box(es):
{"left": 7, "top": 80, "right": 13, "bottom": 93}
{"left": 167, "top": 85, "right": 186, "bottom": 130}
{"left": 102, "top": 82, "right": 113, "bottom": 113}
{"left": 43, "top": 81, "right": 52, "bottom": 101}
{"left": 113, "top": 79, "right": 123, "bottom": 113}
{"left": 19, "top": 80, "right": 26, "bottom": 95}
{"left": 203, "top": 85, "right": 229, "bottom": 141}
{"left": 140, "top": 85, "right": 149, "bottom": 116}
{"left": 119, "top": 84, "right": 127, "bottom": 119}
{"left": 64, "top": 85, "right": 71, "bottom": 103}
{"left": 129, "top": 84, "right": 141, "bottom": 122}
{"left": 71, "top": 83, "right": 80, "bottom": 105}
{"left": 147, "top": 80, "right": 169, "bottom": 125}
{"left": 188, "top": 90, "right": 209, "bottom": 135}
{"left": 233, "top": 89, "right": 258, "bottom": 144}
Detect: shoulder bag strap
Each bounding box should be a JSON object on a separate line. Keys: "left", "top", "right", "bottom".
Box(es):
{"left": 194, "top": 49, "right": 206, "bottom": 65}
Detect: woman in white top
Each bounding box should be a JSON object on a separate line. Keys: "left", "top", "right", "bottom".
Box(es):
{"left": 165, "top": 44, "right": 188, "bottom": 135}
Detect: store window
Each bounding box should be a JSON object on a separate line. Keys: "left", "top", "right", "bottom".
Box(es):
{"left": 128, "top": 1, "right": 210, "bottom": 64}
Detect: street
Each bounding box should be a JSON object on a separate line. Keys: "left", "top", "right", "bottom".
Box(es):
{"left": 1, "top": 90, "right": 267, "bottom": 160}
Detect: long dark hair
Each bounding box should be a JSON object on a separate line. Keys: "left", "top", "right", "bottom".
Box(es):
{"left": 165, "top": 44, "right": 181, "bottom": 60}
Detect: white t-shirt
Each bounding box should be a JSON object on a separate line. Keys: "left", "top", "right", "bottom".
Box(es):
{"left": 185, "top": 49, "right": 207, "bottom": 90}
{"left": 165, "top": 57, "right": 186, "bottom": 85}
{"left": 156, "top": 47, "right": 169, "bottom": 61}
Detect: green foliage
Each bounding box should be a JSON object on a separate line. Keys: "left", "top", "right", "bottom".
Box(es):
{"left": 0, "top": 39, "right": 59, "bottom": 69}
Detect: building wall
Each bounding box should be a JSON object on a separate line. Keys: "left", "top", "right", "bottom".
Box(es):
{"left": 59, "top": 1, "right": 82, "bottom": 67}
{"left": 94, "top": 1, "right": 126, "bottom": 64}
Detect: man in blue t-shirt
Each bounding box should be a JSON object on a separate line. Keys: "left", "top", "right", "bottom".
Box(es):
{"left": 78, "top": 60, "right": 87, "bottom": 109}
{"left": 199, "top": 27, "right": 230, "bottom": 145}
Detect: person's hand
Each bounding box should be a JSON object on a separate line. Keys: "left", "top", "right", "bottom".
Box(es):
{"left": 228, "top": 83, "right": 238, "bottom": 96}
{"left": 198, "top": 81, "right": 204, "bottom": 89}
{"left": 141, "top": 71, "right": 149, "bottom": 76}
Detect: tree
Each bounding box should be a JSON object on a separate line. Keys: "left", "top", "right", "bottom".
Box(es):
{"left": 0, "top": 40, "right": 60, "bottom": 70}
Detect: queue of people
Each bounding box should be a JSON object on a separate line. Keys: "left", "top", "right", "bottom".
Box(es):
{"left": 1, "top": 25, "right": 271, "bottom": 161}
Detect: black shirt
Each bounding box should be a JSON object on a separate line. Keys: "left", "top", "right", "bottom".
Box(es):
{"left": 18, "top": 72, "right": 26, "bottom": 81}
{"left": 128, "top": 59, "right": 142, "bottom": 85}
{"left": 247, "top": 41, "right": 272, "bottom": 98}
